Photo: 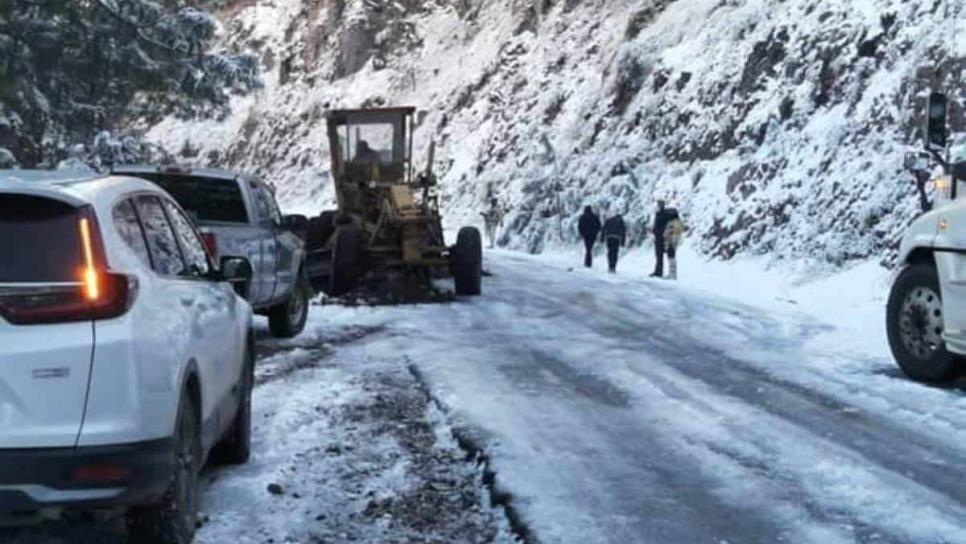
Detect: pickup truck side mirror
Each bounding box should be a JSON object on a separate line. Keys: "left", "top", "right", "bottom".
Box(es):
{"left": 281, "top": 214, "right": 309, "bottom": 234}
{"left": 220, "top": 256, "right": 253, "bottom": 299}
{"left": 926, "top": 92, "right": 948, "bottom": 153}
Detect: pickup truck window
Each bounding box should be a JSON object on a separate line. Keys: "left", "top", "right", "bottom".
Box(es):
{"left": 252, "top": 183, "right": 282, "bottom": 225}
{"left": 134, "top": 174, "right": 249, "bottom": 224}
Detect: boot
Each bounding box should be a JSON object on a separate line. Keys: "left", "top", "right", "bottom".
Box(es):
{"left": 668, "top": 258, "right": 677, "bottom": 280}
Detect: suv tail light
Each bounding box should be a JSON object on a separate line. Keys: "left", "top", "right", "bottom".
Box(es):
{"left": 0, "top": 208, "right": 138, "bottom": 325}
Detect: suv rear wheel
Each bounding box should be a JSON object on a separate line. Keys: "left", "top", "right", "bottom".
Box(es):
{"left": 126, "top": 390, "right": 200, "bottom": 544}
{"left": 268, "top": 271, "right": 310, "bottom": 338}
{"left": 210, "top": 343, "right": 254, "bottom": 465}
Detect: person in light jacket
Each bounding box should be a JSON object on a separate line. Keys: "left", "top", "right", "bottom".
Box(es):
{"left": 480, "top": 198, "right": 504, "bottom": 249}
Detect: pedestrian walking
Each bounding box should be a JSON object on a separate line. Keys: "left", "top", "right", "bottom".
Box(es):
{"left": 650, "top": 199, "right": 683, "bottom": 278}
{"left": 600, "top": 211, "right": 627, "bottom": 274}
{"left": 480, "top": 198, "right": 504, "bottom": 249}
{"left": 577, "top": 206, "right": 602, "bottom": 268}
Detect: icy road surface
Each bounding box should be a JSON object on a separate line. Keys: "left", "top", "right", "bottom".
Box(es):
{"left": 8, "top": 250, "right": 966, "bottom": 544}
{"left": 309, "top": 251, "right": 966, "bottom": 544}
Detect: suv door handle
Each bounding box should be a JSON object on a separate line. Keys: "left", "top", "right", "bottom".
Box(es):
{"left": 180, "top": 296, "right": 195, "bottom": 307}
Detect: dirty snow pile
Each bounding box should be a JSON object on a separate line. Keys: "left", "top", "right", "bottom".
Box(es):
{"left": 142, "top": 0, "right": 963, "bottom": 267}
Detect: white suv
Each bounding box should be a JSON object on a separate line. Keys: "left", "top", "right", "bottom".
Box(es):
{"left": 0, "top": 171, "right": 255, "bottom": 543}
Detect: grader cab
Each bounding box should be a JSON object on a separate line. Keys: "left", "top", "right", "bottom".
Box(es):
{"left": 305, "top": 107, "right": 482, "bottom": 297}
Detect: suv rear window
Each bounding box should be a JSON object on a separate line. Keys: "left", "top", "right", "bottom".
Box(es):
{"left": 0, "top": 195, "right": 83, "bottom": 282}
{"left": 132, "top": 174, "right": 249, "bottom": 224}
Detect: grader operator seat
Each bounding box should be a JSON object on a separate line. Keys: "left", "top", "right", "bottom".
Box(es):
{"left": 326, "top": 107, "right": 416, "bottom": 222}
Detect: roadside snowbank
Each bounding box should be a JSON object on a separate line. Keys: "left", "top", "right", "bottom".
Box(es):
{"left": 497, "top": 243, "right": 892, "bottom": 359}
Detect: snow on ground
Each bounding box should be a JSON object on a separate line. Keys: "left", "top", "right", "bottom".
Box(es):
{"left": 7, "top": 246, "right": 966, "bottom": 544}
{"left": 291, "top": 250, "right": 966, "bottom": 543}
{"left": 5, "top": 321, "right": 514, "bottom": 544}
{"left": 531, "top": 241, "right": 893, "bottom": 357}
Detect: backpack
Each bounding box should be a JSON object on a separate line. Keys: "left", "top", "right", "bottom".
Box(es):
{"left": 664, "top": 217, "right": 685, "bottom": 249}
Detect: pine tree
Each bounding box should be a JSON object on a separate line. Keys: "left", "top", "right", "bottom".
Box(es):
{"left": 0, "top": 0, "right": 259, "bottom": 168}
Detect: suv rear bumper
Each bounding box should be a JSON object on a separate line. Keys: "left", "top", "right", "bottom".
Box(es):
{"left": 0, "top": 437, "right": 174, "bottom": 512}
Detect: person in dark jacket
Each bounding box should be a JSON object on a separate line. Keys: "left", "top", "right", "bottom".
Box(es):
{"left": 600, "top": 212, "right": 627, "bottom": 274}
{"left": 577, "top": 206, "right": 602, "bottom": 268}
{"left": 650, "top": 199, "right": 675, "bottom": 278}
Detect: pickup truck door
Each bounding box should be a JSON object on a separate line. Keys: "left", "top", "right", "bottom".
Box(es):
{"left": 250, "top": 182, "right": 281, "bottom": 304}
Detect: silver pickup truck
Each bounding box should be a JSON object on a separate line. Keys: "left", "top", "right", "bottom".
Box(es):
{"left": 113, "top": 165, "right": 312, "bottom": 338}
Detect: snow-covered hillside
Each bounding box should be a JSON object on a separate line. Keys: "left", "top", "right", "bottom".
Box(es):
{"left": 143, "top": 0, "right": 964, "bottom": 265}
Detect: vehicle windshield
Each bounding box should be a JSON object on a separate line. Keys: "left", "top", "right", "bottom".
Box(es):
{"left": 340, "top": 124, "right": 396, "bottom": 165}
{"left": 131, "top": 174, "right": 248, "bottom": 224}
{"left": 0, "top": 195, "right": 83, "bottom": 283}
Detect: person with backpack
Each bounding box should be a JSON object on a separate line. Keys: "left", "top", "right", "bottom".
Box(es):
{"left": 600, "top": 211, "right": 627, "bottom": 274}
{"left": 577, "top": 206, "right": 602, "bottom": 268}
{"left": 663, "top": 211, "right": 685, "bottom": 280}
{"left": 650, "top": 199, "right": 684, "bottom": 279}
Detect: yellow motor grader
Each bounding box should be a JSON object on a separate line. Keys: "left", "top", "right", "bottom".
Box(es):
{"left": 305, "top": 107, "right": 482, "bottom": 297}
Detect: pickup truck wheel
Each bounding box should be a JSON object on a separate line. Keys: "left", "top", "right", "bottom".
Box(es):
{"left": 330, "top": 226, "right": 362, "bottom": 296}
{"left": 887, "top": 263, "right": 961, "bottom": 382}
{"left": 126, "top": 391, "right": 200, "bottom": 544}
{"left": 268, "top": 272, "right": 310, "bottom": 338}
{"left": 453, "top": 227, "right": 482, "bottom": 296}
{"left": 210, "top": 343, "right": 254, "bottom": 465}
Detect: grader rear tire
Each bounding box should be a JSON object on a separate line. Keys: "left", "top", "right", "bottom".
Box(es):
{"left": 453, "top": 227, "right": 482, "bottom": 296}
{"left": 330, "top": 226, "right": 362, "bottom": 296}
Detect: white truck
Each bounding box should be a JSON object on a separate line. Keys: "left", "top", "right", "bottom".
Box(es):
{"left": 888, "top": 92, "right": 966, "bottom": 382}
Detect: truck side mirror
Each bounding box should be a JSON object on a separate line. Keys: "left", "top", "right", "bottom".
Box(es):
{"left": 926, "top": 92, "right": 948, "bottom": 153}
{"left": 904, "top": 151, "right": 930, "bottom": 173}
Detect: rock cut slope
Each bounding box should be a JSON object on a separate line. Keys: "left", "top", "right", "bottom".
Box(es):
{"left": 143, "top": 0, "right": 964, "bottom": 266}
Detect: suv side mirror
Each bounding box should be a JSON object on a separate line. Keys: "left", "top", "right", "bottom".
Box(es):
{"left": 926, "top": 92, "right": 948, "bottom": 153}
{"left": 220, "top": 256, "right": 253, "bottom": 299}
{"left": 281, "top": 214, "right": 308, "bottom": 233}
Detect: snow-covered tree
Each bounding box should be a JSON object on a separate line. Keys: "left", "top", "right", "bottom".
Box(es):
{"left": 0, "top": 0, "right": 260, "bottom": 168}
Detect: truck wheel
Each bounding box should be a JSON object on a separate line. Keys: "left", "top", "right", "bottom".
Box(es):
{"left": 306, "top": 211, "right": 337, "bottom": 252}
{"left": 887, "top": 263, "right": 961, "bottom": 382}
{"left": 210, "top": 343, "right": 253, "bottom": 465}
{"left": 330, "top": 226, "right": 362, "bottom": 296}
{"left": 126, "top": 391, "right": 200, "bottom": 544}
{"left": 453, "top": 227, "right": 482, "bottom": 296}
{"left": 268, "top": 271, "right": 310, "bottom": 338}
